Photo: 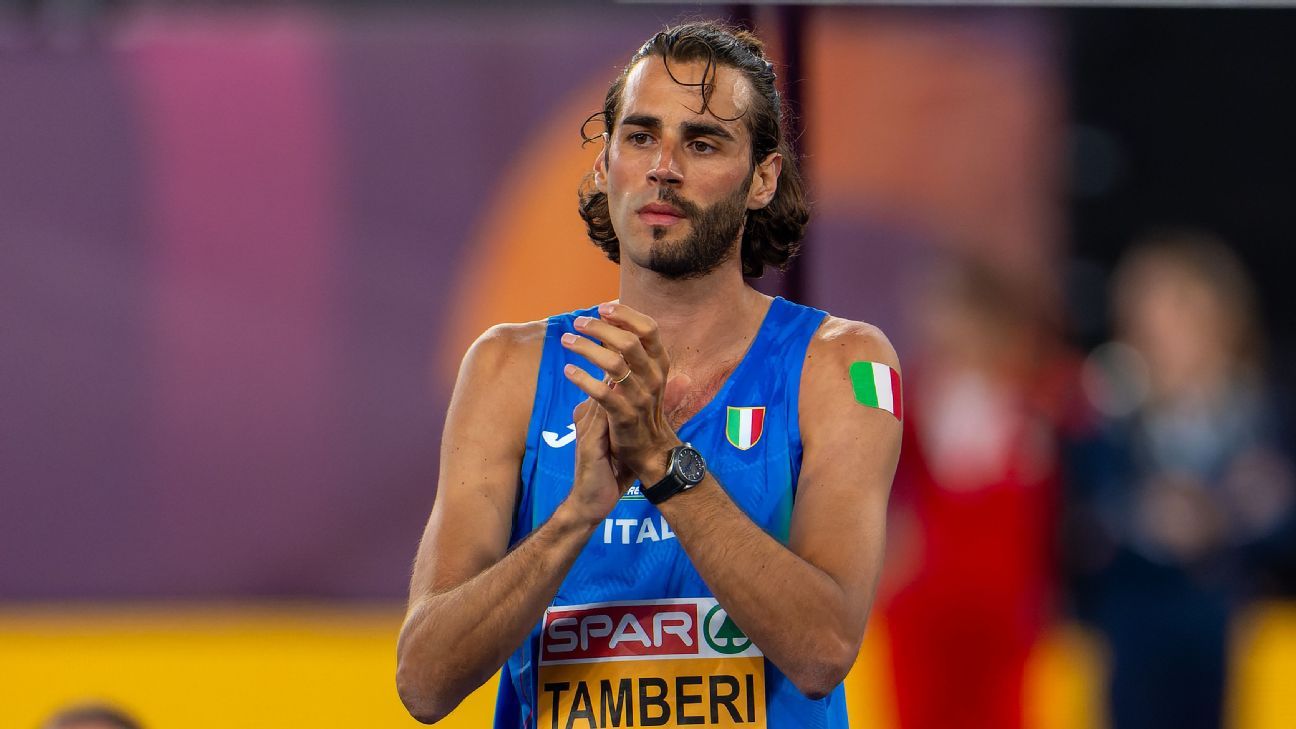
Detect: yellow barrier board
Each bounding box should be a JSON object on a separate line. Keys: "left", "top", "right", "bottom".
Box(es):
{"left": 1, "top": 603, "right": 1293, "bottom": 729}
{"left": 0, "top": 603, "right": 493, "bottom": 729}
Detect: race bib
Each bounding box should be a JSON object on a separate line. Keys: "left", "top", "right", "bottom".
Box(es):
{"left": 538, "top": 597, "right": 767, "bottom": 728}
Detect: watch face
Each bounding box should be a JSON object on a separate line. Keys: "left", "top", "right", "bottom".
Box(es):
{"left": 676, "top": 447, "right": 706, "bottom": 484}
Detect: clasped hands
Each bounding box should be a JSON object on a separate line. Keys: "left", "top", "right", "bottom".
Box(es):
{"left": 561, "top": 303, "right": 685, "bottom": 516}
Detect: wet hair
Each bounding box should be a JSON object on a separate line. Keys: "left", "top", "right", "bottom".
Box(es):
{"left": 577, "top": 20, "right": 809, "bottom": 278}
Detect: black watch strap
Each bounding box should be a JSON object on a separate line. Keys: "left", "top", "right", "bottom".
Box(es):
{"left": 643, "top": 445, "right": 705, "bottom": 505}
{"left": 644, "top": 471, "right": 690, "bottom": 505}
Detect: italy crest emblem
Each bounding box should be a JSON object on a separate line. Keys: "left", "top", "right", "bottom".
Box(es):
{"left": 725, "top": 406, "right": 765, "bottom": 451}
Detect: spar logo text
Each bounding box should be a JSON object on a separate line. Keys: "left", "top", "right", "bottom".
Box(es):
{"left": 543, "top": 603, "right": 700, "bottom": 662}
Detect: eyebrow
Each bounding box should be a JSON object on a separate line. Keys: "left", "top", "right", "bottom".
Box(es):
{"left": 621, "top": 114, "right": 662, "bottom": 132}
{"left": 621, "top": 114, "right": 737, "bottom": 142}
{"left": 682, "top": 121, "right": 736, "bottom": 142}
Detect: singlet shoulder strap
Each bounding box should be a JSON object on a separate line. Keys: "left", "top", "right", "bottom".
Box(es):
{"left": 746, "top": 296, "right": 827, "bottom": 363}
{"left": 759, "top": 297, "right": 827, "bottom": 482}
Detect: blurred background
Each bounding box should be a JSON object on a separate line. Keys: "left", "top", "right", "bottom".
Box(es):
{"left": 2, "top": 2, "right": 1294, "bottom": 728}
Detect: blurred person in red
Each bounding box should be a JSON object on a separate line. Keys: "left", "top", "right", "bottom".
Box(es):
{"left": 882, "top": 259, "right": 1076, "bottom": 729}
{"left": 1066, "top": 231, "right": 1295, "bottom": 729}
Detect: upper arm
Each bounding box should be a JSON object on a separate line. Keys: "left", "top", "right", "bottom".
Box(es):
{"left": 788, "top": 317, "right": 902, "bottom": 637}
{"left": 407, "top": 321, "right": 546, "bottom": 603}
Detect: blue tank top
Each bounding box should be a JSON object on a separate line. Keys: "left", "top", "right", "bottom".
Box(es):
{"left": 495, "top": 296, "right": 847, "bottom": 729}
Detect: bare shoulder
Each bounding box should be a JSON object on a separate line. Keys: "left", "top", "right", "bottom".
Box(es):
{"left": 805, "top": 315, "right": 900, "bottom": 376}
{"left": 456, "top": 320, "right": 547, "bottom": 397}
{"left": 799, "top": 314, "right": 903, "bottom": 440}
{"left": 448, "top": 319, "right": 549, "bottom": 449}
{"left": 463, "top": 320, "right": 548, "bottom": 373}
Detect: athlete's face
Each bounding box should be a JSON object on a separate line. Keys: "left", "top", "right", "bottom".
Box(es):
{"left": 594, "top": 56, "right": 781, "bottom": 280}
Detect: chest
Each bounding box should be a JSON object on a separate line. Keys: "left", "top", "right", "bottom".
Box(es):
{"left": 525, "top": 344, "right": 801, "bottom": 539}
{"left": 665, "top": 361, "right": 738, "bottom": 429}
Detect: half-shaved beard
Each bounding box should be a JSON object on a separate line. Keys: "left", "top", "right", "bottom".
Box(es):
{"left": 646, "top": 180, "right": 750, "bottom": 281}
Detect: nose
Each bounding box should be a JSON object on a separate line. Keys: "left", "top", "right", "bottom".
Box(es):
{"left": 646, "top": 147, "right": 683, "bottom": 187}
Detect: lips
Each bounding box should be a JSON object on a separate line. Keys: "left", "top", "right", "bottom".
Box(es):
{"left": 637, "top": 202, "right": 686, "bottom": 226}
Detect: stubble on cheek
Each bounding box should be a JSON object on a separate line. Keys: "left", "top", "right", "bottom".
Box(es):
{"left": 643, "top": 184, "right": 748, "bottom": 281}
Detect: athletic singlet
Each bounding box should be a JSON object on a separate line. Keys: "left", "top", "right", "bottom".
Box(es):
{"left": 495, "top": 296, "right": 848, "bottom": 729}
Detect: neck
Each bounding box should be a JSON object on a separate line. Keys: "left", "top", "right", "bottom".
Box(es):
{"left": 616, "top": 257, "right": 769, "bottom": 372}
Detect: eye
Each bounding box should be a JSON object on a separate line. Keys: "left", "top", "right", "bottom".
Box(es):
{"left": 688, "top": 140, "right": 716, "bottom": 154}
{"left": 627, "top": 132, "right": 654, "bottom": 146}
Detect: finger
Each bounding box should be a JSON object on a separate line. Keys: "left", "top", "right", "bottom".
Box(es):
{"left": 566, "top": 366, "right": 644, "bottom": 430}
{"left": 564, "top": 363, "right": 630, "bottom": 416}
{"left": 561, "top": 332, "right": 630, "bottom": 380}
{"left": 561, "top": 334, "right": 645, "bottom": 409}
{"left": 574, "top": 315, "right": 643, "bottom": 361}
{"left": 566, "top": 367, "right": 645, "bottom": 432}
{"left": 597, "top": 302, "right": 666, "bottom": 359}
{"left": 574, "top": 316, "right": 658, "bottom": 384}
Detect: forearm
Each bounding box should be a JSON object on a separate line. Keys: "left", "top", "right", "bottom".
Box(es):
{"left": 657, "top": 480, "right": 873, "bottom": 698}
{"left": 396, "top": 505, "right": 597, "bottom": 722}
{"left": 570, "top": 304, "right": 899, "bottom": 699}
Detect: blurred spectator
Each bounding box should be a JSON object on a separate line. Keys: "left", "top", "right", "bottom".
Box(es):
{"left": 1066, "top": 231, "right": 1296, "bottom": 729}
{"left": 883, "top": 258, "right": 1078, "bottom": 729}
{"left": 40, "top": 703, "right": 143, "bottom": 729}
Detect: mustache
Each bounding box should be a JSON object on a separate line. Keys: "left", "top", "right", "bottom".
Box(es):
{"left": 656, "top": 187, "right": 700, "bottom": 219}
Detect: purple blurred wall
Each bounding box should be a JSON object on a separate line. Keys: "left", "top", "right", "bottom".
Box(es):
{"left": 0, "top": 6, "right": 1057, "bottom": 599}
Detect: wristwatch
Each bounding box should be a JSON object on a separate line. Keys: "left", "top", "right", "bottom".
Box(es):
{"left": 643, "top": 444, "right": 707, "bottom": 505}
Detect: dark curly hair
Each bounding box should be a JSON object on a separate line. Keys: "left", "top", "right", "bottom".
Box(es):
{"left": 577, "top": 20, "right": 809, "bottom": 278}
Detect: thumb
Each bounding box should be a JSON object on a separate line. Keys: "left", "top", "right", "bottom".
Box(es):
{"left": 573, "top": 397, "right": 594, "bottom": 424}
{"left": 663, "top": 372, "right": 692, "bottom": 414}
{"left": 576, "top": 401, "right": 611, "bottom": 459}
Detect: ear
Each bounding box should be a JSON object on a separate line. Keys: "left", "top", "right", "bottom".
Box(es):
{"left": 593, "top": 133, "right": 610, "bottom": 193}
{"left": 746, "top": 151, "right": 782, "bottom": 210}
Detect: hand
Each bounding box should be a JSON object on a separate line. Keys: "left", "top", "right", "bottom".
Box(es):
{"left": 561, "top": 303, "right": 683, "bottom": 483}
{"left": 564, "top": 398, "right": 635, "bottom": 527}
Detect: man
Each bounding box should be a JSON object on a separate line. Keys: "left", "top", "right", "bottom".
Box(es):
{"left": 397, "top": 20, "right": 901, "bottom": 728}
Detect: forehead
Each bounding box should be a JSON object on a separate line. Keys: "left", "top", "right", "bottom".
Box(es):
{"left": 617, "top": 55, "right": 753, "bottom": 136}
